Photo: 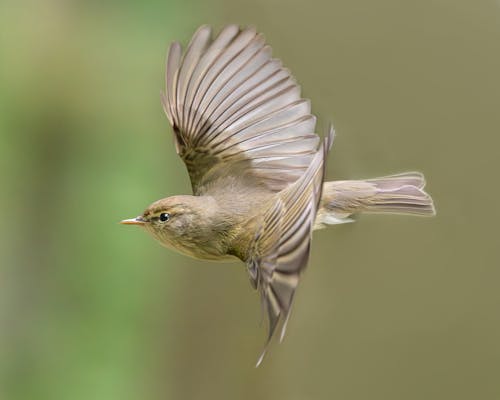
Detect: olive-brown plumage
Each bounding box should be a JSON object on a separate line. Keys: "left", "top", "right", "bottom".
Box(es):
{"left": 121, "top": 25, "right": 435, "bottom": 365}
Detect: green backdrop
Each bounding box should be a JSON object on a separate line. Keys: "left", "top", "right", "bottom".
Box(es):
{"left": 1, "top": 0, "right": 499, "bottom": 399}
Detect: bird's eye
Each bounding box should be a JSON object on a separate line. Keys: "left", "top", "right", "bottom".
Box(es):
{"left": 159, "top": 212, "right": 170, "bottom": 222}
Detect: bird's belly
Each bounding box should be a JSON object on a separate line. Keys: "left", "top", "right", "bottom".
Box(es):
{"left": 159, "top": 237, "right": 238, "bottom": 262}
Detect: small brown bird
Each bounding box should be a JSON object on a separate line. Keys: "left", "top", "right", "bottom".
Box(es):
{"left": 121, "top": 25, "right": 435, "bottom": 365}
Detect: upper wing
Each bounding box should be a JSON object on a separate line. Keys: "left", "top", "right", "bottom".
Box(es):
{"left": 248, "top": 129, "right": 334, "bottom": 366}
{"left": 162, "top": 25, "right": 320, "bottom": 195}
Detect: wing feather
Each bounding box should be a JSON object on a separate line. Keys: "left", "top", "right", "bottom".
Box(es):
{"left": 250, "top": 129, "right": 334, "bottom": 366}
{"left": 188, "top": 27, "right": 257, "bottom": 139}
{"left": 221, "top": 115, "right": 315, "bottom": 151}
{"left": 199, "top": 58, "right": 284, "bottom": 141}
{"left": 163, "top": 26, "right": 322, "bottom": 194}
{"left": 165, "top": 42, "right": 182, "bottom": 126}
{"left": 193, "top": 34, "right": 266, "bottom": 136}
{"left": 195, "top": 43, "right": 271, "bottom": 139}
{"left": 183, "top": 25, "right": 241, "bottom": 139}
{"left": 177, "top": 26, "right": 213, "bottom": 131}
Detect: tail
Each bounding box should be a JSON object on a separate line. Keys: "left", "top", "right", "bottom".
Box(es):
{"left": 315, "top": 172, "right": 435, "bottom": 227}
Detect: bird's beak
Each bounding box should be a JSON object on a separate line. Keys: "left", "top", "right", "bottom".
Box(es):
{"left": 120, "top": 216, "right": 146, "bottom": 226}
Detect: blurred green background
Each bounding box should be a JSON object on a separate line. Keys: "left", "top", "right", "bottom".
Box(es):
{"left": 1, "top": 0, "right": 499, "bottom": 399}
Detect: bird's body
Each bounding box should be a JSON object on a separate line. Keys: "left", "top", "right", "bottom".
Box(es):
{"left": 121, "top": 25, "right": 435, "bottom": 365}
{"left": 142, "top": 188, "right": 275, "bottom": 262}
{"left": 142, "top": 171, "right": 432, "bottom": 262}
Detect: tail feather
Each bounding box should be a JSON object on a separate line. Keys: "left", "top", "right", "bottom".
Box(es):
{"left": 362, "top": 176, "right": 435, "bottom": 215}
{"left": 365, "top": 172, "right": 426, "bottom": 190}
{"left": 316, "top": 172, "right": 435, "bottom": 227}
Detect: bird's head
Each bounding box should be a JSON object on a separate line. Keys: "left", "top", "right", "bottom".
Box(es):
{"left": 120, "top": 195, "right": 222, "bottom": 259}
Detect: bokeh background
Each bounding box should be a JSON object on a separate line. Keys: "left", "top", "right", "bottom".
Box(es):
{"left": 1, "top": 0, "right": 499, "bottom": 399}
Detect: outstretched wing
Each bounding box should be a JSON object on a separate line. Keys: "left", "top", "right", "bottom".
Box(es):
{"left": 248, "top": 129, "right": 334, "bottom": 366}
{"left": 162, "top": 25, "right": 319, "bottom": 195}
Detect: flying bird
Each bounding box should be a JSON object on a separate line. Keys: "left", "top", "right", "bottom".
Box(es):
{"left": 121, "top": 25, "right": 435, "bottom": 366}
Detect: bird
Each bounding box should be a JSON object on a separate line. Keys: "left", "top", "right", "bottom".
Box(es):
{"left": 121, "top": 25, "right": 435, "bottom": 366}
